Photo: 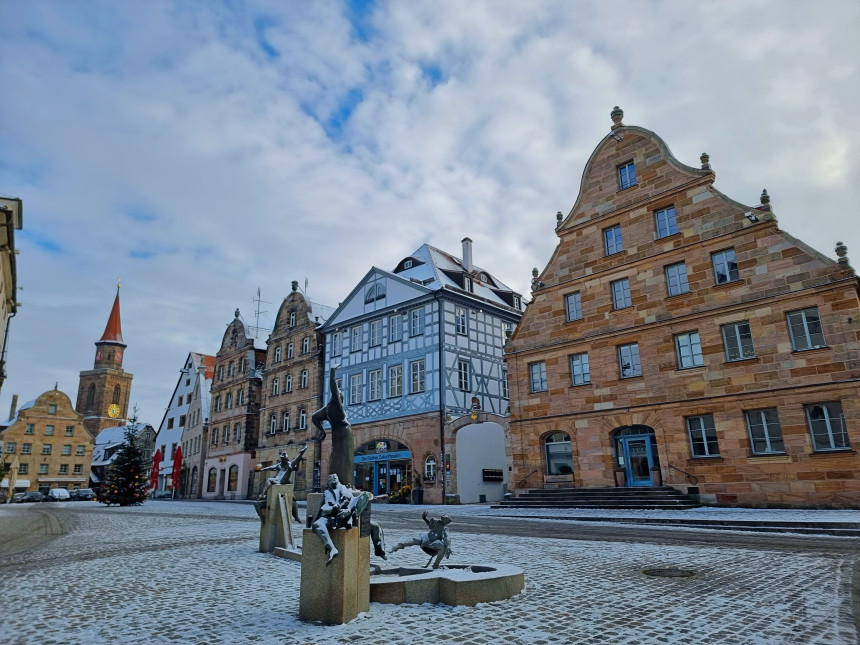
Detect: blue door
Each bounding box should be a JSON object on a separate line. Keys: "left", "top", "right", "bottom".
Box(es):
{"left": 621, "top": 436, "right": 654, "bottom": 486}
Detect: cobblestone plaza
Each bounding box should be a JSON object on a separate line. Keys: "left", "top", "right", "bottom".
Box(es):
{"left": 1, "top": 502, "right": 857, "bottom": 644}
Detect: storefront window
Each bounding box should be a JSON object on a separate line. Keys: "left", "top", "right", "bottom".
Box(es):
{"left": 207, "top": 468, "right": 217, "bottom": 492}
{"left": 227, "top": 465, "right": 239, "bottom": 491}
{"left": 354, "top": 439, "right": 412, "bottom": 496}
{"left": 544, "top": 432, "right": 573, "bottom": 475}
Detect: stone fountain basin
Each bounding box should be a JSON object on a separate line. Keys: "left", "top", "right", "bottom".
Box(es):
{"left": 369, "top": 563, "right": 524, "bottom": 606}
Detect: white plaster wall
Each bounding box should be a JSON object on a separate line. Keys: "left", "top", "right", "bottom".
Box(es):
{"left": 454, "top": 422, "right": 506, "bottom": 503}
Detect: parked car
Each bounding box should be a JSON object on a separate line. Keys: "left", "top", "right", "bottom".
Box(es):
{"left": 70, "top": 488, "right": 95, "bottom": 501}
{"left": 11, "top": 492, "right": 27, "bottom": 503}
{"left": 20, "top": 491, "right": 45, "bottom": 503}
{"left": 45, "top": 488, "right": 71, "bottom": 502}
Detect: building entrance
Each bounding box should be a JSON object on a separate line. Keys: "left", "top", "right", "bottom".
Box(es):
{"left": 353, "top": 439, "right": 412, "bottom": 496}
{"left": 612, "top": 425, "right": 659, "bottom": 487}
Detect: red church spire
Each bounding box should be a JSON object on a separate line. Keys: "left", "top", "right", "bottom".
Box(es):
{"left": 100, "top": 280, "right": 124, "bottom": 344}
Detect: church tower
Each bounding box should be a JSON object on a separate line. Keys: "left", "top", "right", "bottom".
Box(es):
{"left": 76, "top": 283, "right": 134, "bottom": 437}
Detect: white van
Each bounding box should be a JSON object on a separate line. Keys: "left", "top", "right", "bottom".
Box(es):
{"left": 46, "top": 488, "right": 70, "bottom": 502}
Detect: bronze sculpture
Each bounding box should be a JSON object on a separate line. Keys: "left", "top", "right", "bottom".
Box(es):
{"left": 254, "top": 445, "right": 307, "bottom": 522}
{"left": 310, "top": 473, "right": 386, "bottom": 565}
{"left": 389, "top": 511, "right": 453, "bottom": 569}
{"left": 312, "top": 366, "right": 354, "bottom": 486}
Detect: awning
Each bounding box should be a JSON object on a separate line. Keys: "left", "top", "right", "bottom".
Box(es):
{"left": 0, "top": 478, "right": 8, "bottom": 488}
{"left": 12, "top": 479, "right": 30, "bottom": 488}
{"left": 37, "top": 477, "right": 87, "bottom": 483}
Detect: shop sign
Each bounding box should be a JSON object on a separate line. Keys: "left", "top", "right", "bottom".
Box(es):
{"left": 354, "top": 450, "right": 411, "bottom": 464}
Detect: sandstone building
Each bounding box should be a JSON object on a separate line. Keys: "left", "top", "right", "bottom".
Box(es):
{"left": 0, "top": 195, "right": 23, "bottom": 397}
{"left": 255, "top": 281, "right": 332, "bottom": 500}
{"left": 202, "top": 310, "right": 265, "bottom": 500}
{"left": 506, "top": 107, "right": 860, "bottom": 507}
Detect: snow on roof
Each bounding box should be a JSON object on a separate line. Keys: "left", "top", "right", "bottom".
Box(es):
{"left": 0, "top": 398, "right": 36, "bottom": 427}
{"left": 308, "top": 301, "right": 335, "bottom": 325}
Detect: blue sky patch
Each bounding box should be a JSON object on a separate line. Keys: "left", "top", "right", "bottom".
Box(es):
{"left": 21, "top": 230, "right": 64, "bottom": 254}
{"left": 129, "top": 249, "right": 158, "bottom": 260}
{"left": 125, "top": 206, "right": 158, "bottom": 223}
{"left": 421, "top": 63, "right": 445, "bottom": 88}
{"left": 254, "top": 16, "right": 279, "bottom": 59}
{"left": 324, "top": 88, "right": 364, "bottom": 140}
{"left": 345, "top": 0, "right": 374, "bottom": 43}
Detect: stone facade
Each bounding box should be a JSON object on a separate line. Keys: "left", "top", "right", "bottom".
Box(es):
{"left": 255, "top": 282, "right": 331, "bottom": 500}
{"left": 202, "top": 310, "right": 265, "bottom": 500}
{"left": 0, "top": 389, "right": 94, "bottom": 494}
{"left": 0, "top": 195, "right": 23, "bottom": 398}
{"left": 506, "top": 108, "right": 860, "bottom": 507}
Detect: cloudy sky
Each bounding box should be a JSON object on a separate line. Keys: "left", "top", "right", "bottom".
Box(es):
{"left": 1, "top": 0, "right": 858, "bottom": 427}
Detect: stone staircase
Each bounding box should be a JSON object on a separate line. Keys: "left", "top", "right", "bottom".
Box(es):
{"left": 493, "top": 486, "right": 699, "bottom": 510}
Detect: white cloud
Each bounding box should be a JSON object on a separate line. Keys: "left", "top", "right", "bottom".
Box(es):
{"left": 1, "top": 0, "right": 858, "bottom": 427}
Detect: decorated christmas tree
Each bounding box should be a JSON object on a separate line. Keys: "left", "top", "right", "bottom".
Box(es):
{"left": 97, "top": 425, "right": 149, "bottom": 506}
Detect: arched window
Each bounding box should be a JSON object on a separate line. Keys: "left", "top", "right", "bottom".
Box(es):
{"left": 191, "top": 466, "right": 198, "bottom": 495}
{"left": 364, "top": 283, "right": 386, "bottom": 303}
{"left": 272, "top": 377, "right": 280, "bottom": 396}
{"left": 233, "top": 423, "right": 241, "bottom": 443}
{"left": 270, "top": 415, "right": 277, "bottom": 434}
{"left": 285, "top": 374, "right": 293, "bottom": 392}
{"left": 226, "top": 393, "right": 233, "bottom": 409}
{"left": 282, "top": 411, "right": 290, "bottom": 432}
{"left": 302, "top": 337, "right": 310, "bottom": 354}
{"left": 300, "top": 370, "right": 308, "bottom": 389}
{"left": 227, "top": 465, "right": 239, "bottom": 491}
{"left": 228, "top": 361, "right": 235, "bottom": 377}
{"left": 237, "top": 389, "right": 244, "bottom": 405}
{"left": 544, "top": 432, "right": 573, "bottom": 475}
{"left": 86, "top": 385, "right": 95, "bottom": 410}
{"left": 112, "top": 385, "right": 121, "bottom": 405}
{"left": 207, "top": 468, "right": 217, "bottom": 492}
{"left": 287, "top": 343, "right": 294, "bottom": 359}
{"left": 274, "top": 346, "right": 282, "bottom": 362}
{"left": 289, "top": 311, "right": 296, "bottom": 327}
{"left": 424, "top": 455, "right": 437, "bottom": 482}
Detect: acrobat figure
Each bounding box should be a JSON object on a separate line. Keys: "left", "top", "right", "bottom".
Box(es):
{"left": 311, "top": 473, "right": 386, "bottom": 566}
{"left": 389, "top": 510, "right": 453, "bottom": 569}
{"left": 312, "top": 367, "right": 354, "bottom": 486}
{"left": 254, "top": 445, "right": 308, "bottom": 523}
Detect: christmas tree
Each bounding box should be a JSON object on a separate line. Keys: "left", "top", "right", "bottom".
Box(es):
{"left": 97, "top": 426, "right": 149, "bottom": 506}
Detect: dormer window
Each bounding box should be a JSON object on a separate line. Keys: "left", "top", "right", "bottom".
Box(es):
{"left": 480, "top": 273, "right": 488, "bottom": 282}
{"left": 464, "top": 276, "right": 473, "bottom": 292}
{"left": 404, "top": 260, "right": 413, "bottom": 269}
{"left": 513, "top": 296, "right": 521, "bottom": 310}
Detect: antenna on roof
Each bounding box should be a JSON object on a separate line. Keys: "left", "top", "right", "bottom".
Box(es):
{"left": 304, "top": 277, "right": 309, "bottom": 297}
{"left": 250, "top": 287, "right": 272, "bottom": 340}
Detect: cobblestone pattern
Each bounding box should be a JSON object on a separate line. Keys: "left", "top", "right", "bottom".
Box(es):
{"left": 1, "top": 503, "right": 856, "bottom": 644}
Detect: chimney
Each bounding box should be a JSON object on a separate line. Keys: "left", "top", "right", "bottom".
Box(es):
{"left": 9, "top": 394, "right": 18, "bottom": 420}
{"left": 462, "top": 237, "right": 473, "bottom": 273}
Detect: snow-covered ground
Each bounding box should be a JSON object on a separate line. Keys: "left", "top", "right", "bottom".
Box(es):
{"left": 1, "top": 501, "right": 857, "bottom": 645}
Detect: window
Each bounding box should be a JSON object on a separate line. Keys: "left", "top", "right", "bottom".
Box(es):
{"left": 529, "top": 362, "right": 547, "bottom": 392}
{"left": 298, "top": 409, "right": 307, "bottom": 429}
{"left": 178, "top": 396, "right": 184, "bottom": 406}
{"left": 272, "top": 377, "right": 280, "bottom": 396}
{"left": 410, "top": 360, "right": 426, "bottom": 393}
{"left": 218, "top": 366, "right": 224, "bottom": 381}
{"left": 349, "top": 374, "right": 362, "bottom": 405}
{"left": 464, "top": 276, "right": 473, "bottom": 293}
{"left": 675, "top": 331, "right": 704, "bottom": 369}
{"left": 25, "top": 424, "right": 34, "bottom": 435}
{"left": 18, "top": 464, "right": 28, "bottom": 474}
{"left": 282, "top": 411, "right": 290, "bottom": 432}
{"left": 5, "top": 442, "right": 15, "bottom": 453}
{"left": 62, "top": 445, "right": 71, "bottom": 456}
{"left": 389, "top": 315, "right": 403, "bottom": 342}
{"left": 457, "top": 359, "right": 471, "bottom": 392}
{"left": 745, "top": 409, "right": 785, "bottom": 454}
{"left": 207, "top": 468, "right": 217, "bottom": 492}
{"left": 806, "top": 402, "right": 849, "bottom": 451}
{"left": 228, "top": 465, "right": 238, "bottom": 492}
{"left": 234, "top": 424, "right": 241, "bottom": 442}
{"left": 270, "top": 415, "right": 277, "bottom": 434}
{"left": 368, "top": 369, "right": 382, "bottom": 401}
{"left": 274, "top": 346, "right": 282, "bottom": 362}
{"left": 212, "top": 428, "right": 219, "bottom": 444}
{"left": 455, "top": 307, "right": 467, "bottom": 335}
{"left": 223, "top": 426, "right": 229, "bottom": 443}
{"left": 365, "top": 283, "right": 386, "bottom": 302}
{"left": 665, "top": 262, "right": 690, "bottom": 296}
{"left": 604, "top": 225, "right": 623, "bottom": 255}
{"left": 65, "top": 426, "right": 74, "bottom": 436}
{"left": 618, "top": 343, "right": 642, "bottom": 378}
{"left": 565, "top": 292, "right": 582, "bottom": 322}
{"left": 618, "top": 162, "right": 636, "bottom": 189}
{"left": 545, "top": 432, "right": 573, "bottom": 475}
{"left": 787, "top": 308, "right": 826, "bottom": 351}
{"left": 331, "top": 332, "right": 342, "bottom": 357}
{"left": 39, "top": 464, "right": 49, "bottom": 475}
{"left": 388, "top": 365, "right": 403, "bottom": 397}
{"left": 76, "top": 445, "right": 85, "bottom": 456}
{"left": 59, "top": 464, "right": 68, "bottom": 475}
{"left": 404, "top": 259, "right": 413, "bottom": 269}
{"left": 369, "top": 320, "right": 382, "bottom": 346}
{"left": 112, "top": 385, "right": 121, "bottom": 404}
{"left": 501, "top": 367, "right": 509, "bottom": 399}
{"left": 513, "top": 296, "right": 521, "bottom": 310}
{"left": 215, "top": 396, "right": 222, "bottom": 412}
{"left": 45, "top": 425, "right": 54, "bottom": 436}
{"left": 240, "top": 357, "right": 247, "bottom": 373}
{"left": 22, "top": 443, "right": 31, "bottom": 454}
{"left": 289, "top": 311, "right": 296, "bottom": 327}
{"left": 48, "top": 404, "right": 57, "bottom": 415}
{"left": 287, "top": 343, "right": 294, "bottom": 359}
{"left": 237, "top": 389, "right": 245, "bottom": 405}
{"left": 570, "top": 353, "right": 591, "bottom": 385}
{"left": 410, "top": 308, "right": 425, "bottom": 337}
{"left": 73, "top": 464, "right": 83, "bottom": 475}
{"left": 228, "top": 362, "right": 235, "bottom": 377}
{"left": 611, "top": 278, "right": 632, "bottom": 310}
{"left": 167, "top": 418, "right": 175, "bottom": 430}
{"left": 302, "top": 337, "right": 310, "bottom": 354}
{"left": 425, "top": 455, "right": 437, "bottom": 481}
{"left": 710, "top": 248, "right": 740, "bottom": 285}
{"left": 655, "top": 206, "right": 678, "bottom": 238}
{"left": 687, "top": 415, "right": 720, "bottom": 457}
{"left": 179, "top": 414, "right": 186, "bottom": 426}
{"left": 351, "top": 326, "right": 362, "bottom": 351}
{"left": 42, "top": 444, "right": 52, "bottom": 455}
{"left": 280, "top": 373, "right": 290, "bottom": 393}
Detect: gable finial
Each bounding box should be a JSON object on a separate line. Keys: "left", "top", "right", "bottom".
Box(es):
{"left": 700, "top": 152, "right": 710, "bottom": 170}
{"left": 760, "top": 189, "right": 770, "bottom": 208}
{"left": 610, "top": 105, "right": 624, "bottom": 128}
{"left": 836, "top": 241, "right": 850, "bottom": 266}
{"left": 556, "top": 211, "right": 563, "bottom": 227}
